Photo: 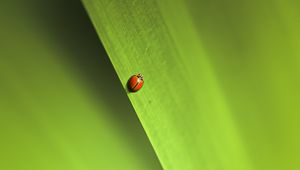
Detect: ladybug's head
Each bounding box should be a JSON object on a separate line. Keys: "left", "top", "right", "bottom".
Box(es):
{"left": 137, "top": 73, "right": 143, "bottom": 80}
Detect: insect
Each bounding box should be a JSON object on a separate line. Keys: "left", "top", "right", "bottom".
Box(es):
{"left": 127, "top": 73, "right": 144, "bottom": 92}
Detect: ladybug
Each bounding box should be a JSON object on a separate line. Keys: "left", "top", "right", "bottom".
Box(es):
{"left": 127, "top": 73, "right": 144, "bottom": 92}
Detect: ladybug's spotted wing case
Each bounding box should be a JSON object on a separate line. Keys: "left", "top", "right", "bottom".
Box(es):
{"left": 127, "top": 74, "right": 144, "bottom": 92}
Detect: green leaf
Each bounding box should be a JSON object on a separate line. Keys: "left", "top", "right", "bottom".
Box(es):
{"left": 83, "top": 0, "right": 300, "bottom": 169}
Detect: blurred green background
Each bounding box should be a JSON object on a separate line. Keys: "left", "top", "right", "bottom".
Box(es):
{"left": 0, "top": 1, "right": 161, "bottom": 169}
{"left": 187, "top": 0, "right": 300, "bottom": 169}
